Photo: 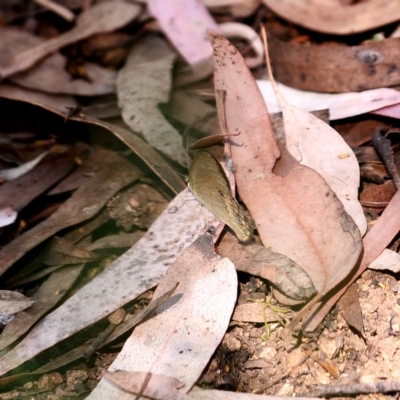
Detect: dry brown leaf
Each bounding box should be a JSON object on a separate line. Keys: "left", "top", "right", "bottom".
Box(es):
{"left": 209, "top": 32, "right": 362, "bottom": 327}
{"left": 0, "top": 142, "right": 83, "bottom": 212}
{"left": 0, "top": 189, "right": 222, "bottom": 376}
{"left": 0, "top": 146, "right": 143, "bottom": 277}
{"left": 0, "top": 84, "right": 77, "bottom": 112}
{"left": 263, "top": 31, "right": 366, "bottom": 235}
{"left": 117, "top": 35, "right": 187, "bottom": 165}
{"left": 0, "top": 27, "right": 116, "bottom": 96}
{"left": 86, "top": 234, "right": 237, "bottom": 399}
{"left": 337, "top": 283, "right": 364, "bottom": 337}
{"left": 0, "top": 97, "right": 186, "bottom": 195}
{"left": 0, "top": 265, "right": 83, "bottom": 351}
{"left": 203, "top": 0, "right": 260, "bottom": 18}
{"left": 0, "top": 0, "right": 141, "bottom": 79}
{"left": 360, "top": 181, "right": 396, "bottom": 208}
{"left": 0, "top": 291, "right": 35, "bottom": 316}
{"left": 304, "top": 189, "right": 400, "bottom": 331}
{"left": 262, "top": 0, "right": 400, "bottom": 35}
{"left": 268, "top": 35, "right": 400, "bottom": 93}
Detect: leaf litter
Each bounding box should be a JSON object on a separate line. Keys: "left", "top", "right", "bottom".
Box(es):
{"left": 1, "top": 1, "right": 400, "bottom": 399}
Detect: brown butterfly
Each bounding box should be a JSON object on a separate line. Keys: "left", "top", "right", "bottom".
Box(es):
{"left": 188, "top": 150, "right": 253, "bottom": 242}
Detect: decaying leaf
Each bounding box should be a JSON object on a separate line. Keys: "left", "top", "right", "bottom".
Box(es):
{"left": 0, "top": 84, "right": 78, "bottom": 112}
{"left": 0, "top": 28, "right": 116, "bottom": 96}
{"left": 0, "top": 190, "right": 222, "bottom": 376}
{"left": 262, "top": 30, "right": 366, "bottom": 235}
{"left": 0, "top": 97, "right": 185, "bottom": 196}
{"left": 89, "top": 234, "right": 237, "bottom": 399}
{"left": 117, "top": 35, "right": 187, "bottom": 165}
{"left": 0, "top": 0, "right": 142, "bottom": 79}
{"left": 262, "top": 0, "right": 400, "bottom": 35}
{"left": 304, "top": 189, "right": 400, "bottom": 332}
{"left": 368, "top": 249, "right": 400, "bottom": 273}
{"left": 337, "top": 283, "right": 365, "bottom": 337}
{"left": 0, "top": 264, "right": 84, "bottom": 351}
{"left": 210, "top": 31, "right": 362, "bottom": 328}
{"left": 0, "top": 291, "right": 35, "bottom": 316}
{"left": 39, "top": 237, "right": 99, "bottom": 266}
{"left": 267, "top": 35, "right": 400, "bottom": 93}
{"left": 0, "top": 146, "right": 143, "bottom": 277}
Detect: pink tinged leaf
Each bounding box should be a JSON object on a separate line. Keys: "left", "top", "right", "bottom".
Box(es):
{"left": 209, "top": 32, "right": 362, "bottom": 322}
{"left": 147, "top": 0, "right": 220, "bottom": 65}
{"left": 261, "top": 34, "right": 365, "bottom": 235}
{"left": 257, "top": 80, "right": 400, "bottom": 121}
{"left": 372, "top": 103, "right": 400, "bottom": 119}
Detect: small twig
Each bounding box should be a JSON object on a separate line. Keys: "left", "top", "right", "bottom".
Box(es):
{"left": 34, "top": 0, "right": 75, "bottom": 22}
{"left": 135, "top": 372, "right": 152, "bottom": 400}
{"left": 372, "top": 127, "right": 400, "bottom": 190}
{"left": 301, "top": 381, "right": 400, "bottom": 398}
{"left": 83, "top": 323, "right": 116, "bottom": 360}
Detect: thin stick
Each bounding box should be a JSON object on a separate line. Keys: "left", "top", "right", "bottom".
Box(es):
{"left": 34, "top": 0, "right": 75, "bottom": 22}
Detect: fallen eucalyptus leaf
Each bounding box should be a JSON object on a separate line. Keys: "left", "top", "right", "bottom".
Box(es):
{"left": 267, "top": 35, "right": 400, "bottom": 92}
{"left": 0, "top": 0, "right": 142, "bottom": 79}
{"left": 0, "top": 190, "right": 221, "bottom": 376}
{"left": 368, "top": 248, "right": 400, "bottom": 273}
{"left": 117, "top": 35, "right": 187, "bottom": 165}
{"left": 304, "top": 189, "right": 400, "bottom": 332}
{"left": 263, "top": 30, "right": 366, "bottom": 235}
{"left": 0, "top": 291, "right": 35, "bottom": 315}
{"left": 262, "top": 0, "right": 400, "bottom": 35}
{"left": 0, "top": 146, "right": 143, "bottom": 277}
{"left": 0, "top": 265, "right": 84, "bottom": 351}
{"left": 89, "top": 234, "right": 237, "bottom": 399}
{"left": 148, "top": 0, "right": 219, "bottom": 65}
{"left": 210, "top": 32, "right": 362, "bottom": 329}
{"left": 0, "top": 84, "right": 77, "bottom": 112}
{"left": 0, "top": 27, "right": 116, "bottom": 96}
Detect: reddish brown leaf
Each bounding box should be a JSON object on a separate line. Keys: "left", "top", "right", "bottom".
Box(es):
{"left": 209, "top": 31, "right": 362, "bottom": 328}
{"left": 304, "top": 189, "right": 400, "bottom": 332}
